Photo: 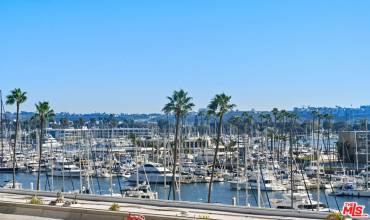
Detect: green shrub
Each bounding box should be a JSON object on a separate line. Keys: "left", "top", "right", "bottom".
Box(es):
{"left": 109, "top": 203, "right": 120, "bottom": 211}
{"left": 326, "top": 212, "right": 345, "bottom": 220}
{"left": 28, "top": 196, "right": 43, "bottom": 205}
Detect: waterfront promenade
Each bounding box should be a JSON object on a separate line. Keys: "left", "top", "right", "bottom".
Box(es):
{"left": 0, "top": 189, "right": 331, "bottom": 220}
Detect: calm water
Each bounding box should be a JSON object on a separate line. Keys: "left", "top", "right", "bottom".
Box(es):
{"left": 1, "top": 173, "right": 370, "bottom": 214}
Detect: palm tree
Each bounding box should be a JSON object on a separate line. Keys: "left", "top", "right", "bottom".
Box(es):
{"left": 74, "top": 117, "right": 85, "bottom": 128}
{"left": 229, "top": 116, "right": 242, "bottom": 135}
{"left": 59, "top": 117, "right": 69, "bottom": 128}
{"left": 271, "top": 108, "right": 279, "bottom": 154}
{"left": 228, "top": 116, "right": 242, "bottom": 173}
{"left": 207, "top": 93, "right": 236, "bottom": 203}
{"left": 322, "top": 113, "right": 333, "bottom": 153}
{"left": 272, "top": 108, "right": 279, "bottom": 128}
{"left": 279, "top": 110, "right": 288, "bottom": 133}
{"left": 242, "top": 112, "right": 254, "bottom": 137}
{"left": 34, "top": 101, "right": 55, "bottom": 191}
{"left": 162, "top": 89, "right": 194, "bottom": 200}
{"left": 6, "top": 88, "right": 27, "bottom": 188}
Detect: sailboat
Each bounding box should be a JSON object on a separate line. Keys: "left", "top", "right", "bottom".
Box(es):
{"left": 0, "top": 90, "right": 17, "bottom": 173}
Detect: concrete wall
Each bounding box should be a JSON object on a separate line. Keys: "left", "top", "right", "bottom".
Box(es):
{"left": 0, "top": 189, "right": 329, "bottom": 220}
{"left": 0, "top": 201, "right": 188, "bottom": 220}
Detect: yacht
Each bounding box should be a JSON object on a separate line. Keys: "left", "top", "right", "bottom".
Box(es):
{"left": 305, "top": 163, "right": 325, "bottom": 177}
{"left": 243, "top": 169, "right": 285, "bottom": 191}
{"left": 284, "top": 171, "right": 316, "bottom": 190}
{"left": 127, "top": 162, "right": 177, "bottom": 184}
{"left": 2, "top": 181, "right": 22, "bottom": 190}
{"left": 122, "top": 182, "right": 158, "bottom": 199}
{"left": 329, "top": 182, "right": 370, "bottom": 197}
{"left": 230, "top": 169, "right": 285, "bottom": 191}
{"left": 229, "top": 177, "right": 249, "bottom": 190}
{"left": 0, "top": 162, "right": 15, "bottom": 173}
{"left": 96, "top": 168, "right": 111, "bottom": 178}
{"left": 42, "top": 135, "right": 62, "bottom": 149}
{"left": 48, "top": 158, "right": 84, "bottom": 177}
{"left": 272, "top": 192, "right": 331, "bottom": 212}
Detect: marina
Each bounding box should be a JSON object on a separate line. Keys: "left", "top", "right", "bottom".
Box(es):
{"left": 2, "top": 1, "right": 370, "bottom": 219}
{"left": 0, "top": 119, "right": 370, "bottom": 217}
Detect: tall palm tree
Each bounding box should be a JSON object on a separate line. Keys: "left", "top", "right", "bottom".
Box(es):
{"left": 272, "top": 108, "right": 279, "bottom": 128}
{"left": 278, "top": 110, "right": 289, "bottom": 152}
{"left": 279, "top": 110, "right": 288, "bottom": 133}
{"left": 228, "top": 116, "right": 242, "bottom": 171}
{"left": 242, "top": 112, "right": 254, "bottom": 137}
{"left": 271, "top": 108, "right": 279, "bottom": 154}
{"left": 6, "top": 88, "right": 27, "bottom": 188}
{"left": 59, "top": 117, "right": 69, "bottom": 128}
{"left": 162, "top": 89, "right": 194, "bottom": 200}
{"left": 311, "top": 109, "right": 318, "bottom": 141}
{"left": 34, "top": 101, "right": 55, "bottom": 191}
{"left": 229, "top": 116, "right": 242, "bottom": 136}
{"left": 207, "top": 93, "right": 235, "bottom": 203}
{"left": 322, "top": 113, "right": 333, "bottom": 153}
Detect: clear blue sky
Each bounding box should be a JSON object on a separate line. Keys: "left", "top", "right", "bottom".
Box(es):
{"left": 1, "top": 0, "right": 370, "bottom": 113}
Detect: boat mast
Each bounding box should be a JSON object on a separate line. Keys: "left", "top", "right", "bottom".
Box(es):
{"left": 0, "top": 90, "right": 4, "bottom": 162}
{"left": 164, "top": 139, "right": 167, "bottom": 189}
{"left": 109, "top": 128, "right": 113, "bottom": 196}
{"left": 366, "top": 120, "right": 369, "bottom": 189}
{"left": 289, "top": 127, "right": 294, "bottom": 209}
{"left": 245, "top": 136, "right": 249, "bottom": 207}
{"left": 236, "top": 123, "right": 240, "bottom": 205}
{"left": 316, "top": 115, "right": 321, "bottom": 212}
{"left": 51, "top": 139, "right": 54, "bottom": 191}
{"left": 257, "top": 131, "right": 261, "bottom": 208}
{"left": 79, "top": 128, "right": 83, "bottom": 193}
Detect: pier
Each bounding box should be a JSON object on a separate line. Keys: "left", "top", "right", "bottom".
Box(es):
{"left": 0, "top": 189, "right": 330, "bottom": 220}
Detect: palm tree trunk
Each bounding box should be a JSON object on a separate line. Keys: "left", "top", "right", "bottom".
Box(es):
{"left": 37, "top": 117, "right": 44, "bottom": 191}
{"left": 12, "top": 103, "right": 20, "bottom": 188}
{"left": 172, "top": 115, "right": 180, "bottom": 200}
{"left": 207, "top": 114, "right": 223, "bottom": 203}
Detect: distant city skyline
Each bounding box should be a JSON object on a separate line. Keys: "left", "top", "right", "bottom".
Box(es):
{"left": 2, "top": 1, "right": 370, "bottom": 113}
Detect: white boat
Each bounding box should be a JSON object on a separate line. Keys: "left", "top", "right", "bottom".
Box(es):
{"left": 230, "top": 170, "right": 286, "bottom": 191}
{"left": 249, "top": 170, "right": 285, "bottom": 191}
{"left": 285, "top": 172, "right": 316, "bottom": 190}
{"left": 2, "top": 181, "right": 22, "bottom": 190}
{"left": 122, "top": 182, "right": 158, "bottom": 199}
{"left": 48, "top": 159, "right": 84, "bottom": 177}
{"left": 271, "top": 192, "right": 331, "bottom": 212}
{"left": 305, "top": 163, "right": 324, "bottom": 177}
{"left": 95, "top": 168, "right": 111, "bottom": 178}
{"left": 229, "top": 177, "right": 248, "bottom": 190}
{"left": 324, "top": 175, "right": 354, "bottom": 189}
{"left": 127, "top": 162, "right": 178, "bottom": 184}
{"left": 42, "top": 136, "right": 62, "bottom": 149}
{"left": 330, "top": 182, "right": 370, "bottom": 197}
